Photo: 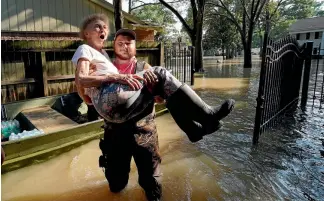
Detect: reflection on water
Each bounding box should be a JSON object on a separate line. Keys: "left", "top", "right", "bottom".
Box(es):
{"left": 196, "top": 59, "right": 324, "bottom": 201}
{"left": 2, "top": 57, "right": 323, "bottom": 201}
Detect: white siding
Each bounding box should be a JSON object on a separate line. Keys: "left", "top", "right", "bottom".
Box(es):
{"left": 300, "top": 33, "right": 306, "bottom": 40}
{"left": 17, "top": 0, "right": 27, "bottom": 31}
{"left": 1, "top": 0, "right": 10, "bottom": 30}
{"left": 297, "top": 31, "right": 324, "bottom": 54}
{"left": 1, "top": 0, "right": 131, "bottom": 33}
{"left": 48, "top": 0, "right": 57, "bottom": 31}
{"left": 33, "top": 0, "right": 43, "bottom": 31}
{"left": 8, "top": 0, "right": 19, "bottom": 31}
{"left": 70, "top": 0, "right": 79, "bottom": 32}
{"left": 310, "top": 32, "right": 315, "bottom": 40}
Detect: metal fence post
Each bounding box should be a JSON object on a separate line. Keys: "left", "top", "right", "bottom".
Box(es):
{"left": 190, "top": 46, "right": 195, "bottom": 86}
{"left": 184, "top": 48, "right": 187, "bottom": 83}
{"left": 301, "top": 42, "right": 314, "bottom": 108}
{"left": 253, "top": 7, "right": 270, "bottom": 145}
{"left": 253, "top": 36, "right": 268, "bottom": 145}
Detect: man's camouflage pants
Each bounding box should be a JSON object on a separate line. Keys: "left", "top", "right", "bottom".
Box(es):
{"left": 99, "top": 112, "right": 162, "bottom": 200}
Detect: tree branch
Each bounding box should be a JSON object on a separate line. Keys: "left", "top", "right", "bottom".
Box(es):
{"left": 254, "top": 0, "right": 267, "bottom": 22}
{"left": 243, "top": 5, "right": 247, "bottom": 41}
{"left": 239, "top": 0, "right": 251, "bottom": 21}
{"left": 190, "top": 0, "right": 198, "bottom": 31}
{"left": 207, "top": 12, "right": 244, "bottom": 40}
{"left": 250, "top": 0, "right": 256, "bottom": 20}
{"left": 158, "top": 0, "right": 192, "bottom": 34}
{"left": 130, "top": 2, "right": 161, "bottom": 11}
{"left": 130, "top": 0, "right": 183, "bottom": 11}
{"left": 269, "top": 0, "right": 286, "bottom": 20}
{"left": 197, "top": 0, "right": 204, "bottom": 10}
{"left": 205, "top": 2, "right": 225, "bottom": 10}
{"left": 217, "top": 0, "right": 242, "bottom": 31}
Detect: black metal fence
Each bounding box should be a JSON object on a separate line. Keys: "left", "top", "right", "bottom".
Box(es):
{"left": 253, "top": 36, "right": 313, "bottom": 144}
{"left": 307, "top": 45, "right": 324, "bottom": 109}
{"left": 164, "top": 47, "right": 195, "bottom": 85}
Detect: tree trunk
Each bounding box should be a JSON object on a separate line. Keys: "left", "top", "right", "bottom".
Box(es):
{"left": 231, "top": 48, "right": 235, "bottom": 58}
{"left": 191, "top": 37, "right": 203, "bottom": 72}
{"left": 222, "top": 45, "right": 225, "bottom": 60}
{"left": 243, "top": 44, "right": 252, "bottom": 68}
{"left": 243, "top": 25, "right": 254, "bottom": 68}
{"left": 259, "top": 34, "right": 263, "bottom": 57}
{"left": 193, "top": 14, "right": 204, "bottom": 72}
{"left": 113, "top": 0, "right": 123, "bottom": 31}
{"left": 128, "top": 0, "right": 132, "bottom": 13}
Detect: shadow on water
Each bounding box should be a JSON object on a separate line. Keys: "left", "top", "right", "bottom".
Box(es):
{"left": 195, "top": 58, "right": 324, "bottom": 201}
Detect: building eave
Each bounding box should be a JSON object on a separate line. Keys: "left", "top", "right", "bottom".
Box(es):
{"left": 289, "top": 29, "right": 324, "bottom": 34}
{"left": 89, "top": 0, "right": 147, "bottom": 25}
{"left": 289, "top": 17, "right": 324, "bottom": 34}
{"left": 129, "top": 24, "right": 164, "bottom": 32}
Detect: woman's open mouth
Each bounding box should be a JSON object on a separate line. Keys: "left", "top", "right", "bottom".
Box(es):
{"left": 100, "top": 34, "right": 105, "bottom": 39}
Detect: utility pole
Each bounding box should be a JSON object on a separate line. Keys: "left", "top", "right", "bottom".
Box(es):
{"left": 128, "top": 0, "right": 132, "bottom": 13}
{"left": 113, "top": 0, "right": 123, "bottom": 31}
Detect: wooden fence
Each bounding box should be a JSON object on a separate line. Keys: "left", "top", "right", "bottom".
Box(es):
{"left": 1, "top": 39, "right": 163, "bottom": 104}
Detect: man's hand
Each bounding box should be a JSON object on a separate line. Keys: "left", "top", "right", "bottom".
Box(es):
{"left": 143, "top": 70, "right": 158, "bottom": 86}
{"left": 89, "top": 64, "right": 143, "bottom": 90}
{"left": 112, "top": 74, "right": 144, "bottom": 90}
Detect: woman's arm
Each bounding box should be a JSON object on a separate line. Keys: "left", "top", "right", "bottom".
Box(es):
{"left": 75, "top": 59, "right": 123, "bottom": 104}
{"left": 76, "top": 58, "right": 144, "bottom": 90}
{"left": 76, "top": 58, "right": 117, "bottom": 88}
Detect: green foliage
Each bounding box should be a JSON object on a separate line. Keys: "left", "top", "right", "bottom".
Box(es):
{"left": 315, "top": 1, "right": 324, "bottom": 16}
{"left": 203, "top": 13, "right": 240, "bottom": 52}
{"left": 131, "top": 4, "right": 178, "bottom": 42}
{"left": 132, "top": 4, "right": 176, "bottom": 25}
{"left": 279, "top": 0, "right": 316, "bottom": 20}
{"left": 270, "top": 19, "right": 296, "bottom": 40}
{"left": 184, "top": 7, "right": 194, "bottom": 30}
{"left": 252, "top": 0, "right": 323, "bottom": 42}
{"left": 252, "top": 32, "right": 263, "bottom": 48}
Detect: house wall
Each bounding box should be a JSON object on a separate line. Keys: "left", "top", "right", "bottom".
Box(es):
{"left": 1, "top": 0, "right": 134, "bottom": 35}
{"left": 134, "top": 30, "right": 155, "bottom": 41}
{"left": 291, "top": 30, "right": 324, "bottom": 55}
{"left": 1, "top": 0, "right": 164, "bottom": 103}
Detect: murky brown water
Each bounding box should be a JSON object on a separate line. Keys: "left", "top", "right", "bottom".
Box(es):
{"left": 2, "top": 114, "right": 227, "bottom": 201}
{"left": 2, "top": 57, "right": 323, "bottom": 201}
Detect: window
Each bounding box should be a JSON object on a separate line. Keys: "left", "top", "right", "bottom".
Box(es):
{"left": 315, "top": 32, "right": 320, "bottom": 39}
{"left": 296, "top": 33, "right": 300, "bottom": 40}
{"left": 306, "top": 32, "right": 310, "bottom": 39}
{"left": 313, "top": 48, "right": 318, "bottom": 55}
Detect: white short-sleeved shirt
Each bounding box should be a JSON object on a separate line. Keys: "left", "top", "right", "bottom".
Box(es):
{"left": 72, "top": 44, "right": 119, "bottom": 99}
{"left": 72, "top": 44, "right": 119, "bottom": 76}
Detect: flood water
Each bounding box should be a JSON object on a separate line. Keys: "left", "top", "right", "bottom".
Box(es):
{"left": 2, "top": 57, "right": 323, "bottom": 201}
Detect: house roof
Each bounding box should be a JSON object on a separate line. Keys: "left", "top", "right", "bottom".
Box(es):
{"left": 89, "top": 0, "right": 163, "bottom": 32}
{"left": 129, "top": 24, "right": 164, "bottom": 31}
{"left": 289, "top": 17, "right": 324, "bottom": 33}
